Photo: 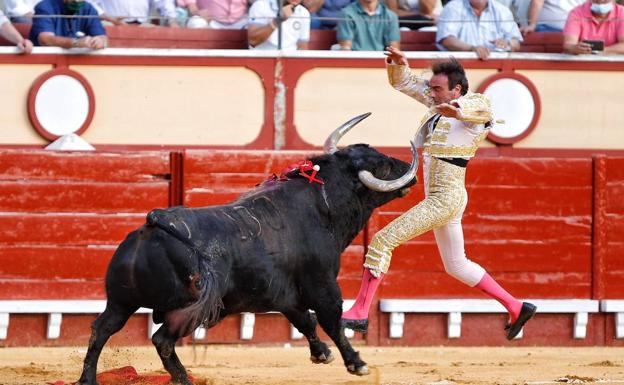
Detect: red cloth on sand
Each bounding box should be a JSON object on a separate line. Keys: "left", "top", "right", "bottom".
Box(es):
{"left": 49, "top": 366, "right": 197, "bottom": 385}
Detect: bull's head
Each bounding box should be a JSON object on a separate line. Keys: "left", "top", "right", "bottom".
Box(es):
{"left": 324, "top": 113, "right": 418, "bottom": 193}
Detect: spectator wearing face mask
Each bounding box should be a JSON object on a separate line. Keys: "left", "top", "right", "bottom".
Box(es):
{"left": 29, "top": 0, "right": 108, "bottom": 49}
{"left": 563, "top": 0, "right": 624, "bottom": 54}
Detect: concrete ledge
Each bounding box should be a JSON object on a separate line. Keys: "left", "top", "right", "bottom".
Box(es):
{"left": 0, "top": 299, "right": 355, "bottom": 341}
{"left": 379, "top": 299, "right": 600, "bottom": 340}
{"left": 600, "top": 300, "right": 624, "bottom": 338}
{"left": 243, "top": 300, "right": 355, "bottom": 340}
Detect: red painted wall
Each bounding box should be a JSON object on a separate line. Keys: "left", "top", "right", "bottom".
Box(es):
{"left": 0, "top": 150, "right": 622, "bottom": 346}
{"left": 0, "top": 150, "right": 171, "bottom": 300}
{"left": 595, "top": 157, "right": 624, "bottom": 299}
{"left": 376, "top": 157, "right": 593, "bottom": 300}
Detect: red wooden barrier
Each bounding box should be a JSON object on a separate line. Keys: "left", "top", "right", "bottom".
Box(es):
{"left": 0, "top": 150, "right": 621, "bottom": 346}
{"left": 0, "top": 150, "right": 171, "bottom": 300}
{"left": 595, "top": 157, "right": 624, "bottom": 299}
{"left": 375, "top": 157, "right": 593, "bottom": 299}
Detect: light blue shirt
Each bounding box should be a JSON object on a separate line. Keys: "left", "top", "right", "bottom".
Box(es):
{"left": 436, "top": 0, "right": 522, "bottom": 50}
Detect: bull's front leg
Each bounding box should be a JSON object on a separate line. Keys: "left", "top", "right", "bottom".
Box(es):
{"left": 282, "top": 309, "right": 334, "bottom": 364}
{"left": 303, "top": 278, "right": 369, "bottom": 375}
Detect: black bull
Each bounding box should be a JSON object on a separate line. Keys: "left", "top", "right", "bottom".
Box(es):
{"left": 78, "top": 116, "right": 417, "bottom": 385}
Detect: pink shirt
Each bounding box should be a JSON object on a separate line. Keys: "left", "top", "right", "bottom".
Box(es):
{"left": 177, "top": 0, "right": 248, "bottom": 24}
{"left": 563, "top": 1, "right": 624, "bottom": 46}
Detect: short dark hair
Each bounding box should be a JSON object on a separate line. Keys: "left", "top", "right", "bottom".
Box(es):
{"left": 431, "top": 58, "right": 469, "bottom": 96}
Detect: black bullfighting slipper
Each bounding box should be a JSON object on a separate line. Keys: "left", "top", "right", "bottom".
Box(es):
{"left": 340, "top": 318, "right": 368, "bottom": 333}
{"left": 505, "top": 302, "right": 537, "bottom": 340}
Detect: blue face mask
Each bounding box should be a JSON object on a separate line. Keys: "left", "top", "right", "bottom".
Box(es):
{"left": 590, "top": 2, "right": 613, "bottom": 14}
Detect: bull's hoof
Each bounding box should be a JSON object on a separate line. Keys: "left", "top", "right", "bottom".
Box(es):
{"left": 347, "top": 363, "right": 369, "bottom": 376}
{"left": 76, "top": 376, "right": 97, "bottom": 385}
{"left": 171, "top": 377, "right": 193, "bottom": 385}
{"left": 310, "top": 352, "right": 335, "bottom": 364}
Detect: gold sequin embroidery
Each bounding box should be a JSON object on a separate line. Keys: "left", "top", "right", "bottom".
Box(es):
{"left": 364, "top": 158, "right": 467, "bottom": 276}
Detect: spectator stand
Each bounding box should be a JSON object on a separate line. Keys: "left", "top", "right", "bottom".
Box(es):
{"left": 0, "top": 23, "right": 565, "bottom": 52}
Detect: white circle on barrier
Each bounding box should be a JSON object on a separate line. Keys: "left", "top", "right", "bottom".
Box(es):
{"left": 34, "top": 74, "right": 90, "bottom": 137}
{"left": 483, "top": 78, "right": 535, "bottom": 139}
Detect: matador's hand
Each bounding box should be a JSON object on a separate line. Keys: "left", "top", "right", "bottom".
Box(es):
{"left": 384, "top": 46, "right": 408, "bottom": 66}
{"left": 434, "top": 102, "right": 461, "bottom": 119}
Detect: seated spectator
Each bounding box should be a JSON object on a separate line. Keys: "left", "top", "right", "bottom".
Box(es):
{"left": 520, "top": 0, "right": 584, "bottom": 34}
{"left": 436, "top": 0, "right": 523, "bottom": 60}
{"left": 0, "top": 8, "right": 33, "bottom": 52}
{"left": 247, "top": 0, "right": 310, "bottom": 51}
{"left": 314, "top": 0, "right": 352, "bottom": 29}
{"left": 385, "top": 0, "right": 442, "bottom": 30}
{"left": 337, "top": 0, "right": 400, "bottom": 50}
{"left": 176, "top": 0, "right": 249, "bottom": 29}
{"left": 4, "top": 0, "right": 40, "bottom": 23}
{"left": 563, "top": 0, "right": 624, "bottom": 54}
{"left": 29, "top": 0, "right": 108, "bottom": 49}
{"left": 90, "top": 0, "right": 179, "bottom": 27}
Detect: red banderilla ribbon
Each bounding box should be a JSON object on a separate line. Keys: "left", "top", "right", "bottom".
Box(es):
{"left": 298, "top": 160, "right": 324, "bottom": 184}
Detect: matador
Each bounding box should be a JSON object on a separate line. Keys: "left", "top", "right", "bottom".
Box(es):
{"left": 341, "top": 47, "right": 537, "bottom": 340}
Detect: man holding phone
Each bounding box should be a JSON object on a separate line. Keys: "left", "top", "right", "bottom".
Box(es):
{"left": 563, "top": 0, "right": 624, "bottom": 55}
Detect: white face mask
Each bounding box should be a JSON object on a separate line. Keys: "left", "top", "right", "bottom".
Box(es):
{"left": 590, "top": 2, "right": 613, "bottom": 14}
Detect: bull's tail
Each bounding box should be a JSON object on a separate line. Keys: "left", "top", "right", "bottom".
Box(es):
{"left": 146, "top": 209, "right": 224, "bottom": 337}
{"left": 165, "top": 258, "right": 224, "bottom": 337}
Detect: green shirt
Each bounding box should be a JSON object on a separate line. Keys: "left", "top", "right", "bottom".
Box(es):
{"left": 337, "top": 1, "right": 400, "bottom": 51}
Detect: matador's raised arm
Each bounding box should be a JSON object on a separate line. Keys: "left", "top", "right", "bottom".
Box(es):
{"left": 386, "top": 63, "right": 433, "bottom": 108}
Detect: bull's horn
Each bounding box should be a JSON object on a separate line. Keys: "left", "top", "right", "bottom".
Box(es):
{"left": 323, "top": 112, "right": 372, "bottom": 154}
{"left": 358, "top": 140, "right": 419, "bottom": 192}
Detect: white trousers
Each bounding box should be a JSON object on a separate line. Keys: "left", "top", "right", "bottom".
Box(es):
{"left": 364, "top": 156, "right": 486, "bottom": 286}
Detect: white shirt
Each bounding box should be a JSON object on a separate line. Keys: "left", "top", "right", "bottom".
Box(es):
{"left": 397, "top": 0, "right": 443, "bottom": 16}
{"left": 538, "top": 0, "right": 584, "bottom": 30}
{"left": 3, "top": 0, "right": 40, "bottom": 17}
{"left": 0, "top": 9, "right": 8, "bottom": 26}
{"left": 437, "top": 0, "right": 523, "bottom": 50}
{"left": 90, "top": 0, "right": 177, "bottom": 22}
{"left": 248, "top": 0, "right": 310, "bottom": 51}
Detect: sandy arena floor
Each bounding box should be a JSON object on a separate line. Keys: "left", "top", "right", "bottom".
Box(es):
{"left": 1, "top": 345, "right": 623, "bottom": 385}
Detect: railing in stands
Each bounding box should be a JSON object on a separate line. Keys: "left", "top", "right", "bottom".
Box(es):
{"left": 0, "top": 24, "right": 564, "bottom": 52}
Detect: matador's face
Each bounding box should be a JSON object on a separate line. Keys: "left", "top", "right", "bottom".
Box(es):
{"left": 428, "top": 74, "right": 462, "bottom": 105}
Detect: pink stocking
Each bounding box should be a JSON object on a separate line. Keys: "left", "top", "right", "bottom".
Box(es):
{"left": 342, "top": 269, "right": 384, "bottom": 320}
{"left": 476, "top": 273, "right": 522, "bottom": 323}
